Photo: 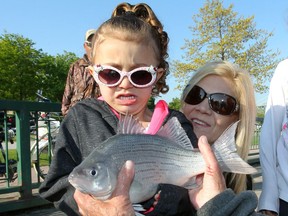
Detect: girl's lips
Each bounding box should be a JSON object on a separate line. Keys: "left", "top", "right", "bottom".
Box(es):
{"left": 117, "top": 95, "right": 136, "bottom": 100}
{"left": 116, "top": 94, "right": 137, "bottom": 105}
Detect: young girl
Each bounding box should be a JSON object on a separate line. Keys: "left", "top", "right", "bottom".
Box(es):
{"left": 39, "top": 3, "right": 197, "bottom": 216}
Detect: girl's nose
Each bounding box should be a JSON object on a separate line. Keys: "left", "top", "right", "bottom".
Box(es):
{"left": 118, "top": 76, "right": 133, "bottom": 89}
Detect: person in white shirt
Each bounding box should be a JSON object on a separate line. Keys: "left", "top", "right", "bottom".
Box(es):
{"left": 258, "top": 59, "right": 288, "bottom": 216}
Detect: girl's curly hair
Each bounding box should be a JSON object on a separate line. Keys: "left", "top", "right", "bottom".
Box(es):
{"left": 110, "top": 2, "right": 170, "bottom": 96}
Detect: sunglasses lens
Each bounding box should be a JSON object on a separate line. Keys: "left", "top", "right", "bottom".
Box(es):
{"left": 184, "top": 85, "right": 206, "bottom": 105}
{"left": 185, "top": 85, "right": 238, "bottom": 115}
{"left": 131, "top": 70, "right": 153, "bottom": 86}
{"left": 209, "top": 94, "right": 237, "bottom": 115}
{"left": 98, "top": 69, "right": 120, "bottom": 85}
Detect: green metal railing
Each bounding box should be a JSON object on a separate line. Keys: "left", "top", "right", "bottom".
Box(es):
{"left": 0, "top": 100, "right": 61, "bottom": 213}
{"left": 0, "top": 99, "right": 262, "bottom": 213}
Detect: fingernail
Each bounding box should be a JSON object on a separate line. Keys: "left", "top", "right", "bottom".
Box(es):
{"left": 125, "top": 160, "right": 133, "bottom": 169}
{"left": 200, "top": 136, "right": 207, "bottom": 142}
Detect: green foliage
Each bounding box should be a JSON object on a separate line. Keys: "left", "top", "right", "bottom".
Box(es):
{"left": 147, "top": 97, "right": 155, "bottom": 110}
{"left": 0, "top": 33, "right": 43, "bottom": 100}
{"left": 172, "top": 0, "right": 280, "bottom": 94}
{"left": 168, "top": 97, "right": 181, "bottom": 111}
{"left": 39, "top": 51, "right": 78, "bottom": 102}
{"left": 256, "top": 106, "right": 265, "bottom": 118}
{"left": 0, "top": 33, "right": 78, "bottom": 102}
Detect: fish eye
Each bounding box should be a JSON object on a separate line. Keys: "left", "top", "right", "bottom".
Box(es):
{"left": 89, "top": 169, "right": 97, "bottom": 176}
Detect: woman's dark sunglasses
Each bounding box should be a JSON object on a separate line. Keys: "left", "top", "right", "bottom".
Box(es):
{"left": 184, "top": 85, "right": 239, "bottom": 115}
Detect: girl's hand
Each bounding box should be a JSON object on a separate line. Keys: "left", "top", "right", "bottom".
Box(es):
{"left": 188, "top": 136, "right": 226, "bottom": 209}
{"left": 74, "top": 160, "right": 135, "bottom": 216}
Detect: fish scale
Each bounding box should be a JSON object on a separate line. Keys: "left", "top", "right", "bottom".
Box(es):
{"left": 106, "top": 134, "right": 196, "bottom": 183}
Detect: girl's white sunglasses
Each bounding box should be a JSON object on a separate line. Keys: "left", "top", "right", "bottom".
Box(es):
{"left": 92, "top": 65, "right": 157, "bottom": 88}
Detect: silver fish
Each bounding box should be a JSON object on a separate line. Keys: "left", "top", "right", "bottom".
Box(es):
{"left": 68, "top": 116, "right": 256, "bottom": 203}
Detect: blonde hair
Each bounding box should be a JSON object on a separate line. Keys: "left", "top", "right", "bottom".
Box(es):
{"left": 181, "top": 60, "right": 256, "bottom": 193}
{"left": 91, "top": 2, "right": 169, "bottom": 96}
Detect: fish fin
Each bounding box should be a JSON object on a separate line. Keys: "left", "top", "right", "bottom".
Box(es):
{"left": 218, "top": 160, "right": 257, "bottom": 174}
{"left": 133, "top": 204, "right": 146, "bottom": 212}
{"left": 117, "top": 114, "right": 145, "bottom": 135}
{"left": 212, "top": 121, "right": 257, "bottom": 174}
{"left": 157, "top": 117, "right": 193, "bottom": 150}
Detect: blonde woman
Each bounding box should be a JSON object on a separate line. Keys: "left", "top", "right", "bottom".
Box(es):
{"left": 181, "top": 60, "right": 256, "bottom": 193}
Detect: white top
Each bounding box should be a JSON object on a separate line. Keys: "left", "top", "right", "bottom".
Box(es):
{"left": 258, "top": 59, "right": 288, "bottom": 213}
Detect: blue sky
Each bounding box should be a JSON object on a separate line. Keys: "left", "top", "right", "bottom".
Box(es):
{"left": 1, "top": 0, "right": 288, "bottom": 105}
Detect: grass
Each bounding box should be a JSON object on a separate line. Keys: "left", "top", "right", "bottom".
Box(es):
{"left": 0, "top": 149, "right": 49, "bottom": 166}
{"left": 0, "top": 149, "right": 18, "bottom": 161}
{"left": 38, "top": 151, "right": 50, "bottom": 166}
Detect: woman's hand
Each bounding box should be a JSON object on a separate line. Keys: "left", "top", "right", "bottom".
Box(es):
{"left": 74, "top": 160, "right": 135, "bottom": 216}
{"left": 188, "top": 136, "right": 226, "bottom": 209}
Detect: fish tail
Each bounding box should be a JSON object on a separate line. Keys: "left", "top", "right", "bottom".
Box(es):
{"left": 212, "top": 121, "right": 257, "bottom": 174}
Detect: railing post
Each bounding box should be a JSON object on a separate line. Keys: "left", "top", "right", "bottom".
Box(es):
{"left": 15, "top": 109, "right": 32, "bottom": 199}
{"left": 0, "top": 100, "right": 62, "bottom": 213}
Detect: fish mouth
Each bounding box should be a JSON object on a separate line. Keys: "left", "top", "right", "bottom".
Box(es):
{"left": 92, "top": 187, "right": 114, "bottom": 200}
{"left": 69, "top": 179, "right": 114, "bottom": 200}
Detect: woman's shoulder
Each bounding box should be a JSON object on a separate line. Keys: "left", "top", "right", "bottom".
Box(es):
{"left": 197, "top": 189, "right": 261, "bottom": 216}
{"left": 167, "top": 109, "right": 189, "bottom": 122}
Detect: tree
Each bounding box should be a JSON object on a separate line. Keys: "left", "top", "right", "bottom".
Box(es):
{"left": 0, "top": 33, "right": 44, "bottom": 100}
{"left": 256, "top": 105, "right": 265, "bottom": 118}
{"left": 147, "top": 97, "right": 155, "bottom": 110}
{"left": 39, "top": 51, "right": 78, "bottom": 102}
{"left": 168, "top": 97, "right": 181, "bottom": 111}
{"left": 172, "top": 0, "right": 280, "bottom": 93}
{"left": 0, "top": 33, "right": 78, "bottom": 102}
